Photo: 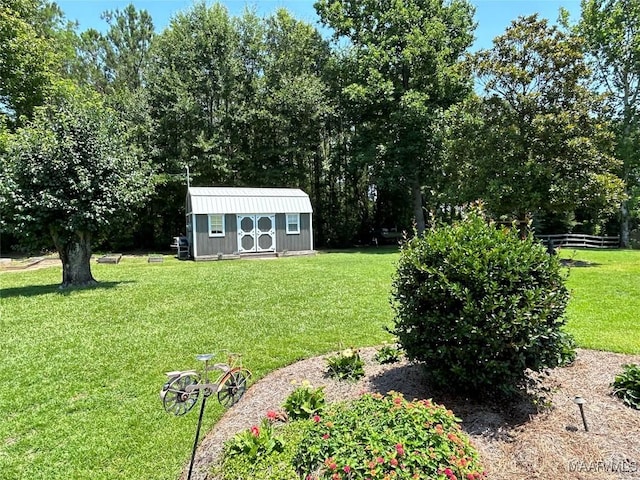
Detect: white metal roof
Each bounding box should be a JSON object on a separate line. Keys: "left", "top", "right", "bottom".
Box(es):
{"left": 187, "top": 187, "right": 313, "bottom": 214}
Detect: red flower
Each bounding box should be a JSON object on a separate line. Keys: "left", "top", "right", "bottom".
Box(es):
{"left": 325, "top": 457, "right": 338, "bottom": 471}
{"left": 313, "top": 414, "right": 321, "bottom": 423}
{"left": 322, "top": 433, "right": 330, "bottom": 440}
{"left": 343, "top": 465, "right": 351, "bottom": 473}
{"left": 395, "top": 443, "right": 405, "bottom": 456}
{"left": 390, "top": 458, "right": 398, "bottom": 467}
{"left": 266, "top": 410, "right": 278, "bottom": 420}
{"left": 250, "top": 426, "right": 260, "bottom": 437}
{"left": 376, "top": 456, "right": 385, "bottom": 464}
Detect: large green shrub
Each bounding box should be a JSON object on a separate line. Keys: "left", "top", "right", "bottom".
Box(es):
{"left": 390, "top": 210, "right": 575, "bottom": 396}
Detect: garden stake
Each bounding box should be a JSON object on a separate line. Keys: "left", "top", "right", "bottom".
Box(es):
{"left": 160, "top": 352, "right": 251, "bottom": 480}
{"left": 573, "top": 396, "right": 589, "bottom": 432}
{"left": 187, "top": 392, "right": 208, "bottom": 480}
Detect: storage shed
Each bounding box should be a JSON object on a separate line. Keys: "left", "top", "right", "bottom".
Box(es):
{"left": 185, "top": 187, "right": 314, "bottom": 260}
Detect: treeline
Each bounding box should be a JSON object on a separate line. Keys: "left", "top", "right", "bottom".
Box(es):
{"left": 2, "top": 0, "right": 639, "bottom": 252}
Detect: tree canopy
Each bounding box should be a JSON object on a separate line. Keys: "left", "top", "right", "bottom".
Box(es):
{"left": 315, "top": 0, "right": 476, "bottom": 233}
{"left": 1, "top": 91, "right": 152, "bottom": 285}
{"left": 0, "top": 0, "right": 636, "bottom": 256}
{"left": 579, "top": 0, "right": 640, "bottom": 245}
{"left": 453, "top": 15, "right": 624, "bottom": 231}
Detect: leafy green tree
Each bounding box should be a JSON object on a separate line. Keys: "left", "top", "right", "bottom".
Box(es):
{"left": 579, "top": 0, "right": 640, "bottom": 245}
{"left": 147, "top": 1, "right": 240, "bottom": 186}
{"left": 245, "top": 9, "right": 332, "bottom": 189}
{"left": 0, "top": 0, "right": 75, "bottom": 126}
{"left": 75, "top": 4, "right": 155, "bottom": 94}
{"left": 0, "top": 92, "right": 152, "bottom": 287}
{"left": 462, "top": 15, "right": 624, "bottom": 231}
{"left": 315, "top": 0, "right": 476, "bottom": 234}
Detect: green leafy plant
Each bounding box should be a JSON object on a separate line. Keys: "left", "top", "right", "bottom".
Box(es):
{"left": 391, "top": 208, "right": 575, "bottom": 397}
{"left": 218, "top": 420, "right": 307, "bottom": 480}
{"left": 612, "top": 363, "right": 640, "bottom": 409}
{"left": 293, "top": 392, "right": 485, "bottom": 479}
{"left": 226, "top": 419, "right": 285, "bottom": 463}
{"left": 326, "top": 348, "right": 365, "bottom": 381}
{"left": 283, "top": 381, "right": 326, "bottom": 420}
{"left": 374, "top": 343, "right": 402, "bottom": 364}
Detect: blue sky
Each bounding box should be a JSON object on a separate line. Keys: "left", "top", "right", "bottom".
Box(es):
{"left": 56, "top": 0, "right": 582, "bottom": 51}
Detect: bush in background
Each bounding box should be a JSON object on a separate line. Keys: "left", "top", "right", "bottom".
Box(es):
{"left": 390, "top": 209, "right": 575, "bottom": 397}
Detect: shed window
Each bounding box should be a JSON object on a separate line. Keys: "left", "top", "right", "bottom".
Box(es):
{"left": 208, "top": 214, "right": 225, "bottom": 237}
{"left": 286, "top": 213, "right": 300, "bottom": 234}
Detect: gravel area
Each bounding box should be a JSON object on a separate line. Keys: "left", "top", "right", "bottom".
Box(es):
{"left": 182, "top": 347, "right": 640, "bottom": 480}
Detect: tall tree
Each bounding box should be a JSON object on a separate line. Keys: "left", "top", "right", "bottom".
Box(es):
{"left": 314, "top": 0, "right": 476, "bottom": 234}
{"left": 75, "top": 3, "right": 155, "bottom": 93}
{"left": 0, "top": 0, "right": 74, "bottom": 127}
{"left": 248, "top": 9, "right": 332, "bottom": 190}
{"left": 461, "top": 15, "right": 624, "bottom": 231}
{"left": 148, "top": 1, "right": 240, "bottom": 186}
{"left": 579, "top": 0, "right": 640, "bottom": 246}
{"left": 0, "top": 91, "right": 152, "bottom": 287}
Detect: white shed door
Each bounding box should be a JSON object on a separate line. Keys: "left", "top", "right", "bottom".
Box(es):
{"left": 237, "top": 214, "right": 276, "bottom": 253}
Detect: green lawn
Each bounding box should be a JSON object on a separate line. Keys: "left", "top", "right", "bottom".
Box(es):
{"left": 0, "top": 251, "right": 397, "bottom": 480}
{"left": 559, "top": 249, "right": 640, "bottom": 354}
{"left": 0, "top": 248, "right": 638, "bottom": 479}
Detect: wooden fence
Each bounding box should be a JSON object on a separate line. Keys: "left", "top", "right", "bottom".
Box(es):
{"left": 536, "top": 233, "right": 620, "bottom": 249}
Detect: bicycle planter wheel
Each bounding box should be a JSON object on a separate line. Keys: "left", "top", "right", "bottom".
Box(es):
{"left": 217, "top": 369, "right": 249, "bottom": 408}
{"left": 161, "top": 373, "right": 200, "bottom": 416}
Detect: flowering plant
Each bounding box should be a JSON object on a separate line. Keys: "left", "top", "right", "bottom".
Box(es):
{"left": 293, "top": 392, "right": 485, "bottom": 479}
{"left": 226, "top": 418, "right": 284, "bottom": 462}
{"left": 326, "top": 348, "right": 365, "bottom": 381}
{"left": 283, "top": 381, "right": 326, "bottom": 420}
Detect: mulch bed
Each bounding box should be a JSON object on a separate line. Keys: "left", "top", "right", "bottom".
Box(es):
{"left": 184, "top": 348, "right": 640, "bottom": 480}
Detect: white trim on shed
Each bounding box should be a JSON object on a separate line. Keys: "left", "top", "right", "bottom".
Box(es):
{"left": 187, "top": 187, "right": 313, "bottom": 215}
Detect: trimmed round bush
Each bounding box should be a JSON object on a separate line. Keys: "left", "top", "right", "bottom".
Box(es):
{"left": 390, "top": 210, "right": 575, "bottom": 396}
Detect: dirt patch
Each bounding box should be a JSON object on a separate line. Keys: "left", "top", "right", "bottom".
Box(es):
{"left": 0, "top": 256, "right": 61, "bottom": 272}
{"left": 183, "top": 348, "right": 640, "bottom": 480}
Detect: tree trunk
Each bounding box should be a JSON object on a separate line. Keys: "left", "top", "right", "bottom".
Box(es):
{"left": 412, "top": 179, "right": 425, "bottom": 235}
{"left": 620, "top": 198, "right": 630, "bottom": 248}
{"left": 55, "top": 231, "right": 97, "bottom": 288}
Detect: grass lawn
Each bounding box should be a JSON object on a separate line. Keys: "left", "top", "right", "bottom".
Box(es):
{"left": 0, "top": 250, "right": 398, "bottom": 480}
{"left": 559, "top": 248, "right": 640, "bottom": 354}
{"left": 0, "top": 247, "right": 638, "bottom": 479}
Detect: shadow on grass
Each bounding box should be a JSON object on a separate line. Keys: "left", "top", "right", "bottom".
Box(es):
{"left": 560, "top": 259, "right": 600, "bottom": 268}
{"left": 0, "top": 281, "right": 128, "bottom": 299}
{"left": 320, "top": 245, "right": 401, "bottom": 255}
{"left": 368, "top": 363, "right": 539, "bottom": 441}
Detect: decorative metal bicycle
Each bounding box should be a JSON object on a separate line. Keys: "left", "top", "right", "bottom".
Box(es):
{"left": 160, "top": 352, "right": 251, "bottom": 415}
{"left": 160, "top": 352, "right": 251, "bottom": 480}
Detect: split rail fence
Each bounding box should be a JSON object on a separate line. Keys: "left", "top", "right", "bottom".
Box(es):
{"left": 536, "top": 233, "right": 620, "bottom": 249}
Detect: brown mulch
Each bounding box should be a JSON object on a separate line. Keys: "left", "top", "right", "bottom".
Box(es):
{"left": 184, "top": 347, "right": 640, "bottom": 480}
